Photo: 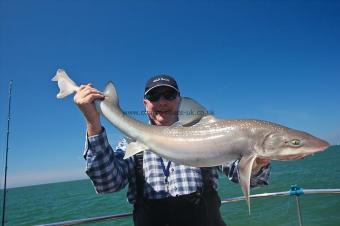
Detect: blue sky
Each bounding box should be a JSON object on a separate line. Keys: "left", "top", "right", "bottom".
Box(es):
{"left": 0, "top": 0, "right": 339, "bottom": 188}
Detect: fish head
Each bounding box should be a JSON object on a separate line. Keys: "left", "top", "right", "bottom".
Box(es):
{"left": 260, "top": 127, "right": 330, "bottom": 161}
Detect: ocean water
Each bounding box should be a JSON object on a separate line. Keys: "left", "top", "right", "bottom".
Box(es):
{"left": 1, "top": 146, "right": 340, "bottom": 226}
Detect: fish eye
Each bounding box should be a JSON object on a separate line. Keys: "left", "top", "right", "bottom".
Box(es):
{"left": 290, "top": 139, "right": 302, "bottom": 146}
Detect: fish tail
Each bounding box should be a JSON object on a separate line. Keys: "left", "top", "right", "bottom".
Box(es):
{"left": 52, "top": 69, "right": 79, "bottom": 99}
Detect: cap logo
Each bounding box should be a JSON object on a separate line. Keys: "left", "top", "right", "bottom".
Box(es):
{"left": 153, "top": 77, "right": 170, "bottom": 83}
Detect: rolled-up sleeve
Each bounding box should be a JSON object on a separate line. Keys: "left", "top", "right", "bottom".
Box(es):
{"left": 83, "top": 128, "right": 134, "bottom": 193}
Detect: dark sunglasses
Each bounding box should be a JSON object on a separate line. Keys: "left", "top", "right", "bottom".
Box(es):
{"left": 145, "top": 90, "right": 179, "bottom": 102}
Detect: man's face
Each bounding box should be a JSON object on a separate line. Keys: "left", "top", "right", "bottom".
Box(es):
{"left": 144, "top": 86, "right": 180, "bottom": 126}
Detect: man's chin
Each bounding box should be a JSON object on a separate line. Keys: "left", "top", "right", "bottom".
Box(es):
{"left": 156, "top": 119, "right": 170, "bottom": 126}
{"left": 155, "top": 116, "right": 174, "bottom": 126}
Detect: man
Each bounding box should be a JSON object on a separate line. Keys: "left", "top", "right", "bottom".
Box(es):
{"left": 74, "top": 74, "right": 271, "bottom": 226}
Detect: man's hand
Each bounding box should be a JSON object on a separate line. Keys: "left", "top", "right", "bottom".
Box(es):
{"left": 73, "top": 84, "right": 105, "bottom": 136}
{"left": 252, "top": 157, "right": 271, "bottom": 173}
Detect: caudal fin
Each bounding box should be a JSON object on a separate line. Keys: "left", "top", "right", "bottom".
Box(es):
{"left": 52, "top": 69, "right": 79, "bottom": 98}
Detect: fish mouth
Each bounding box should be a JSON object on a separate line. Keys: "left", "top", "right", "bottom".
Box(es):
{"left": 277, "top": 154, "right": 308, "bottom": 161}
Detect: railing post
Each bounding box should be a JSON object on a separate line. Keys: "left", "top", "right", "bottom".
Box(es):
{"left": 290, "top": 185, "right": 304, "bottom": 226}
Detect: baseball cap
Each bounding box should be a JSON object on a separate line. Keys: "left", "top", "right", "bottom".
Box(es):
{"left": 144, "top": 74, "right": 179, "bottom": 95}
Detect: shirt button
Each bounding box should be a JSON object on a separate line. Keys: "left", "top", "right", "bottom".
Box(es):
{"left": 171, "top": 168, "right": 174, "bottom": 172}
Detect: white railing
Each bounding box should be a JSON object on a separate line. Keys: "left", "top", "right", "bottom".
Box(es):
{"left": 37, "top": 186, "right": 340, "bottom": 226}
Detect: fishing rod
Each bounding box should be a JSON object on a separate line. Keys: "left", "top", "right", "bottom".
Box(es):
{"left": 2, "top": 80, "right": 13, "bottom": 226}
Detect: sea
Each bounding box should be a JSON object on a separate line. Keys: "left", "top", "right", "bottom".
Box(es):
{"left": 1, "top": 145, "right": 339, "bottom": 226}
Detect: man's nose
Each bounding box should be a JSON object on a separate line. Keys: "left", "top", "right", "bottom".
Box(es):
{"left": 156, "top": 96, "right": 169, "bottom": 107}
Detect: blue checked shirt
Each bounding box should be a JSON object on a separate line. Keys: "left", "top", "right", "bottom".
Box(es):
{"left": 84, "top": 128, "right": 271, "bottom": 204}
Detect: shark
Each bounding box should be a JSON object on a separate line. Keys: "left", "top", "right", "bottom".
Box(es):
{"left": 52, "top": 68, "right": 330, "bottom": 212}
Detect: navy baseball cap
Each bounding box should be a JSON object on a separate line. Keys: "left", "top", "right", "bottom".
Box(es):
{"left": 144, "top": 74, "right": 179, "bottom": 95}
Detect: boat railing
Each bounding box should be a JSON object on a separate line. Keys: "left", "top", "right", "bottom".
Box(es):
{"left": 36, "top": 185, "right": 340, "bottom": 226}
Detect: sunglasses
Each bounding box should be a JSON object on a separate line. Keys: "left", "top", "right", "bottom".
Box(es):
{"left": 145, "top": 90, "right": 179, "bottom": 102}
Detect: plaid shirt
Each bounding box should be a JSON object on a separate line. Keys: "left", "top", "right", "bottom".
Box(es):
{"left": 84, "top": 128, "right": 271, "bottom": 204}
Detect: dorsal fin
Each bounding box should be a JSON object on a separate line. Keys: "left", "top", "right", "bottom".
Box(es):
{"left": 103, "top": 82, "right": 118, "bottom": 105}
{"left": 177, "top": 97, "right": 210, "bottom": 126}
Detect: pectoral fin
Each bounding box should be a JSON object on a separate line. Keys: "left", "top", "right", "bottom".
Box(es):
{"left": 123, "top": 141, "right": 148, "bottom": 159}
{"left": 238, "top": 154, "right": 257, "bottom": 214}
